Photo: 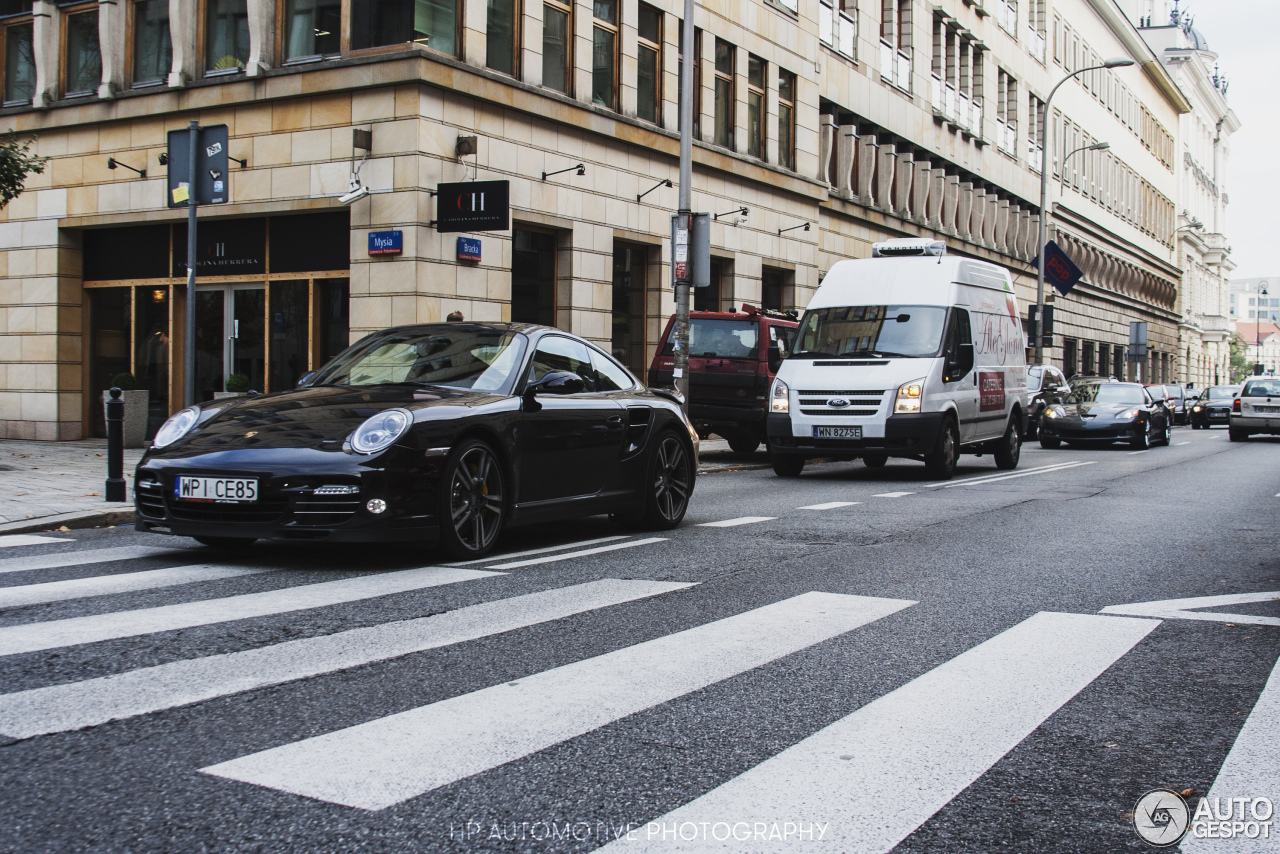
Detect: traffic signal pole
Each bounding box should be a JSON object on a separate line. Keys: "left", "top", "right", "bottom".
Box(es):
{"left": 184, "top": 120, "right": 199, "bottom": 408}
{"left": 672, "top": 0, "right": 695, "bottom": 412}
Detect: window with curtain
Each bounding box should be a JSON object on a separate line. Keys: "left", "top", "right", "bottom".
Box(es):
{"left": 485, "top": 0, "right": 517, "bottom": 76}
{"left": 132, "top": 0, "right": 170, "bottom": 84}
{"left": 591, "top": 0, "right": 617, "bottom": 109}
{"left": 746, "top": 54, "right": 763, "bottom": 159}
{"left": 64, "top": 7, "right": 101, "bottom": 96}
{"left": 3, "top": 20, "right": 35, "bottom": 105}
{"left": 541, "top": 0, "right": 569, "bottom": 93}
{"left": 350, "top": 0, "right": 457, "bottom": 55}
{"left": 713, "top": 38, "right": 733, "bottom": 149}
{"left": 283, "top": 0, "right": 341, "bottom": 61}
{"left": 205, "top": 0, "right": 248, "bottom": 72}
{"left": 778, "top": 68, "right": 795, "bottom": 169}
{"left": 636, "top": 3, "right": 660, "bottom": 124}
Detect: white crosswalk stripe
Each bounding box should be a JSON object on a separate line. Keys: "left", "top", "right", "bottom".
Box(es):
{"left": 0, "top": 545, "right": 200, "bottom": 576}
{"left": 797, "top": 502, "right": 861, "bottom": 510}
{"left": 0, "top": 566, "right": 500, "bottom": 657}
{"left": 0, "top": 578, "right": 694, "bottom": 739}
{"left": 697, "top": 517, "right": 776, "bottom": 527}
{"left": 486, "top": 538, "right": 667, "bottom": 569}
{"left": 0, "top": 535, "right": 69, "bottom": 548}
{"left": 0, "top": 564, "right": 273, "bottom": 608}
{"left": 200, "top": 592, "right": 917, "bottom": 810}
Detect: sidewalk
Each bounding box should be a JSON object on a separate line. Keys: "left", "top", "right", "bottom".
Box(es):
{"left": 0, "top": 440, "right": 143, "bottom": 534}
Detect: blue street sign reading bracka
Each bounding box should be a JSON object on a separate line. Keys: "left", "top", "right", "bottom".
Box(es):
{"left": 368, "top": 230, "right": 403, "bottom": 256}
{"left": 457, "top": 237, "right": 482, "bottom": 263}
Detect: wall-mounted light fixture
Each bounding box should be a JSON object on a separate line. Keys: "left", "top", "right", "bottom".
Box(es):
{"left": 229, "top": 155, "right": 247, "bottom": 168}
{"left": 542, "top": 163, "right": 585, "bottom": 181}
{"left": 637, "top": 178, "right": 672, "bottom": 202}
{"left": 157, "top": 153, "right": 168, "bottom": 166}
{"left": 714, "top": 206, "right": 748, "bottom": 221}
{"left": 778, "top": 221, "right": 811, "bottom": 236}
{"left": 107, "top": 157, "right": 145, "bottom": 178}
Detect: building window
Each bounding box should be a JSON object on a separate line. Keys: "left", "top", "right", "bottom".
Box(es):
{"left": 282, "top": 0, "right": 341, "bottom": 61}
{"left": 64, "top": 6, "right": 100, "bottom": 97}
{"left": 1027, "top": 94, "right": 1045, "bottom": 168}
{"left": 130, "top": 0, "right": 171, "bottom": 85}
{"left": 512, "top": 228, "right": 558, "bottom": 326}
{"left": 636, "top": 3, "right": 660, "bottom": 124}
{"left": 206, "top": 0, "right": 249, "bottom": 73}
{"left": 486, "top": 0, "right": 518, "bottom": 76}
{"left": 1063, "top": 337, "right": 1078, "bottom": 377}
{"left": 778, "top": 68, "right": 795, "bottom": 170}
{"left": 591, "top": 0, "right": 617, "bottom": 109}
{"left": 350, "top": 0, "right": 457, "bottom": 55}
{"left": 713, "top": 38, "right": 733, "bottom": 149}
{"left": 880, "top": 0, "right": 911, "bottom": 92}
{"left": 819, "top": 0, "right": 855, "bottom": 60}
{"left": 542, "top": 0, "right": 570, "bottom": 93}
{"left": 677, "top": 23, "right": 700, "bottom": 139}
{"left": 1082, "top": 341, "right": 1095, "bottom": 375}
{"left": 996, "top": 68, "right": 1017, "bottom": 156}
{"left": 746, "top": 54, "right": 764, "bottom": 159}
{"left": 3, "top": 18, "right": 35, "bottom": 105}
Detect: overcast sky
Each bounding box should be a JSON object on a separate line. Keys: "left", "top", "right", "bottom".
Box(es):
{"left": 1194, "top": 0, "right": 1276, "bottom": 280}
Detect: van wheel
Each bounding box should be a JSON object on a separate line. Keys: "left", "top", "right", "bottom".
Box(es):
{"left": 772, "top": 455, "right": 805, "bottom": 477}
{"left": 727, "top": 432, "right": 760, "bottom": 455}
{"left": 924, "top": 419, "right": 959, "bottom": 480}
{"left": 862, "top": 453, "right": 888, "bottom": 469}
{"left": 994, "top": 418, "right": 1021, "bottom": 470}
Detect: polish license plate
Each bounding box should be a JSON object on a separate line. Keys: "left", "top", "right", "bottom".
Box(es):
{"left": 1253, "top": 405, "right": 1279, "bottom": 413}
{"left": 175, "top": 476, "right": 258, "bottom": 503}
{"left": 814, "top": 426, "right": 862, "bottom": 439}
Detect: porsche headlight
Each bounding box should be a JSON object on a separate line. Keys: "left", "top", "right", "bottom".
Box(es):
{"left": 351, "top": 408, "right": 412, "bottom": 454}
{"left": 770, "top": 378, "right": 790, "bottom": 414}
{"left": 1117, "top": 408, "right": 1141, "bottom": 420}
{"left": 152, "top": 407, "right": 200, "bottom": 449}
{"left": 894, "top": 379, "right": 925, "bottom": 414}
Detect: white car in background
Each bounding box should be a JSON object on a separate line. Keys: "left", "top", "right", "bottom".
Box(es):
{"left": 1229, "top": 377, "right": 1280, "bottom": 441}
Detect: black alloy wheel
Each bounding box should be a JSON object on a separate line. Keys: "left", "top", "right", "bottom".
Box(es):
{"left": 924, "top": 418, "right": 959, "bottom": 480}
{"left": 862, "top": 453, "right": 888, "bottom": 469}
{"left": 194, "top": 536, "right": 257, "bottom": 550}
{"left": 1161, "top": 420, "right": 1172, "bottom": 445}
{"left": 1131, "top": 420, "right": 1151, "bottom": 450}
{"left": 994, "top": 417, "right": 1021, "bottom": 470}
{"left": 641, "top": 433, "right": 693, "bottom": 528}
{"left": 440, "top": 439, "right": 505, "bottom": 558}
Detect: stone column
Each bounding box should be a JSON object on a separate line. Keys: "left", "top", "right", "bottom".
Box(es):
{"left": 836, "top": 123, "right": 856, "bottom": 198}
{"left": 97, "top": 0, "right": 124, "bottom": 98}
{"left": 969, "top": 187, "right": 985, "bottom": 244}
{"left": 893, "top": 150, "right": 913, "bottom": 219}
{"left": 984, "top": 193, "right": 999, "bottom": 246}
{"left": 168, "top": 0, "right": 197, "bottom": 87}
{"left": 928, "top": 169, "right": 945, "bottom": 229}
{"left": 875, "top": 142, "right": 896, "bottom": 213}
{"left": 995, "top": 199, "right": 1010, "bottom": 254}
{"left": 856, "top": 133, "right": 877, "bottom": 205}
{"left": 912, "top": 159, "right": 931, "bottom": 225}
{"left": 1025, "top": 213, "right": 1039, "bottom": 259}
{"left": 246, "top": 0, "right": 276, "bottom": 76}
{"left": 942, "top": 174, "right": 959, "bottom": 234}
{"left": 31, "top": 0, "right": 58, "bottom": 108}
{"left": 819, "top": 114, "right": 836, "bottom": 187}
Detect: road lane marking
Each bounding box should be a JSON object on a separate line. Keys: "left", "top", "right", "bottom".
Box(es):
{"left": 697, "top": 517, "right": 777, "bottom": 528}
{"left": 1175, "top": 442, "right": 1190, "bottom": 446}
{"left": 937, "top": 461, "right": 1096, "bottom": 489}
{"left": 873, "top": 492, "right": 914, "bottom": 498}
{"left": 0, "top": 546, "right": 200, "bottom": 576}
{"left": 1127, "top": 450, "right": 1149, "bottom": 455}
{"left": 922, "top": 462, "right": 1082, "bottom": 489}
{"left": 1180, "top": 656, "right": 1280, "bottom": 854}
{"left": 0, "top": 565, "right": 274, "bottom": 608}
{"left": 0, "top": 567, "right": 500, "bottom": 657}
{"left": 0, "top": 535, "right": 69, "bottom": 548}
{"left": 606, "top": 611, "right": 1159, "bottom": 853}
{"left": 487, "top": 538, "right": 667, "bottom": 569}
{"left": 201, "top": 592, "right": 917, "bottom": 810}
{"left": 797, "top": 502, "right": 862, "bottom": 510}
{"left": 0, "top": 579, "right": 693, "bottom": 740}
{"left": 1101, "top": 591, "right": 1280, "bottom": 627}
{"left": 444, "top": 536, "right": 630, "bottom": 566}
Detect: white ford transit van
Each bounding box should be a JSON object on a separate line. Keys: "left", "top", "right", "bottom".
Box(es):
{"left": 766, "top": 239, "right": 1027, "bottom": 480}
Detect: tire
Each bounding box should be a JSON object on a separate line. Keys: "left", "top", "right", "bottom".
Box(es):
{"left": 862, "top": 453, "right": 888, "bottom": 469}
{"left": 637, "top": 432, "right": 694, "bottom": 529}
{"left": 1229, "top": 426, "right": 1248, "bottom": 442}
{"left": 1039, "top": 436, "right": 1061, "bottom": 449}
{"left": 994, "top": 418, "right": 1021, "bottom": 470}
{"left": 924, "top": 418, "right": 959, "bottom": 480}
{"left": 726, "top": 432, "right": 760, "bottom": 455}
{"left": 1131, "top": 422, "right": 1151, "bottom": 450}
{"left": 439, "top": 439, "right": 506, "bottom": 559}
{"left": 772, "top": 455, "right": 805, "bottom": 477}
{"left": 194, "top": 536, "right": 257, "bottom": 550}
{"left": 1159, "top": 421, "right": 1172, "bottom": 446}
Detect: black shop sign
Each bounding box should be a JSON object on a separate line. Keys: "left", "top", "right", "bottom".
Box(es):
{"left": 435, "top": 181, "right": 510, "bottom": 233}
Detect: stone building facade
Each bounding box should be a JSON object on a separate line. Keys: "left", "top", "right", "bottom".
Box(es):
{"left": 0, "top": 0, "right": 1188, "bottom": 440}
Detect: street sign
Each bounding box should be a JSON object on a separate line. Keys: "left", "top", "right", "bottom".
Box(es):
{"left": 435, "top": 181, "right": 510, "bottom": 233}
{"left": 457, "top": 236, "right": 482, "bottom": 262}
{"left": 1034, "top": 240, "right": 1083, "bottom": 297}
{"left": 166, "top": 125, "right": 229, "bottom": 208}
{"left": 670, "top": 212, "right": 710, "bottom": 289}
{"left": 368, "top": 230, "right": 403, "bottom": 255}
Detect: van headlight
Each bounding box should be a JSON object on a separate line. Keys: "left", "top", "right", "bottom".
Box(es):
{"left": 894, "top": 379, "right": 925, "bottom": 414}
{"left": 350, "top": 408, "right": 413, "bottom": 454}
{"left": 152, "top": 406, "right": 200, "bottom": 448}
{"left": 770, "top": 378, "right": 790, "bottom": 414}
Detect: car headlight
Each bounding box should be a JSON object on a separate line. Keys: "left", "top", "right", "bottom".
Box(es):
{"left": 152, "top": 407, "right": 200, "bottom": 449}
{"left": 1044, "top": 406, "right": 1062, "bottom": 419}
{"left": 770, "top": 378, "right": 790, "bottom": 414}
{"left": 894, "top": 379, "right": 925, "bottom": 414}
{"left": 1192, "top": 405, "right": 1202, "bottom": 412}
{"left": 1117, "top": 408, "right": 1141, "bottom": 420}
{"left": 350, "top": 408, "right": 413, "bottom": 454}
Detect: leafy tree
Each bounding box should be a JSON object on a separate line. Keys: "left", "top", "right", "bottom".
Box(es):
{"left": 0, "top": 132, "right": 47, "bottom": 209}
{"left": 1229, "top": 333, "right": 1253, "bottom": 383}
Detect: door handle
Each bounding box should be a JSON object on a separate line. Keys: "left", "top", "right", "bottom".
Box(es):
{"left": 607, "top": 416, "right": 624, "bottom": 425}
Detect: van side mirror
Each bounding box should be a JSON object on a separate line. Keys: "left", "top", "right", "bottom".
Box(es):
{"left": 767, "top": 345, "right": 782, "bottom": 374}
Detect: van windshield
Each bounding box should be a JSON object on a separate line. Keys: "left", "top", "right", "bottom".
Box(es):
{"left": 792, "top": 305, "right": 948, "bottom": 359}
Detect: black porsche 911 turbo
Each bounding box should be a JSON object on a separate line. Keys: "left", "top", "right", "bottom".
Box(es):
{"left": 1038, "top": 380, "right": 1171, "bottom": 449}
{"left": 134, "top": 323, "right": 698, "bottom": 558}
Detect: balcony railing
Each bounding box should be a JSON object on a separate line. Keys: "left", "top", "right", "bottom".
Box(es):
{"left": 880, "top": 41, "right": 911, "bottom": 92}
{"left": 1027, "top": 27, "right": 1046, "bottom": 63}
{"left": 957, "top": 91, "right": 971, "bottom": 132}
{"left": 970, "top": 99, "right": 982, "bottom": 137}
{"left": 931, "top": 74, "right": 943, "bottom": 111}
{"left": 895, "top": 50, "right": 912, "bottom": 91}
{"left": 820, "top": 2, "right": 856, "bottom": 60}
{"left": 880, "top": 40, "right": 893, "bottom": 81}
{"left": 995, "top": 118, "right": 1017, "bottom": 156}
{"left": 1027, "top": 139, "right": 1043, "bottom": 171}
{"left": 944, "top": 82, "right": 956, "bottom": 117}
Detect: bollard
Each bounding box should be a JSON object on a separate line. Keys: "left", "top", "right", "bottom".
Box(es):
{"left": 105, "top": 387, "right": 127, "bottom": 503}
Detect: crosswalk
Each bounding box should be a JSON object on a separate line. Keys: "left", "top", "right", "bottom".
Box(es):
{"left": 0, "top": 533, "right": 1276, "bottom": 852}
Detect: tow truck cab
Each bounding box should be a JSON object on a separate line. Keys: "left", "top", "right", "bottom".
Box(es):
{"left": 648, "top": 305, "right": 799, "bottom": 454}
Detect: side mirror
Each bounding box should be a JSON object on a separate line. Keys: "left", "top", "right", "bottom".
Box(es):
{"left": 296, "top": 371, "right": 316, "bottom": 388}
{"left": 522, "top": 371, "right": 585, "bottom": 411}
{"left": 767, "top": 345, "right": 782, "bottom": 374}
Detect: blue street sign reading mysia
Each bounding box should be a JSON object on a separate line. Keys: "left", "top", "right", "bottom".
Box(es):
{"left": 368, "top": 230, "right": 403, "bottom": 255}
{"left": 1033, "top": 240, "right": 1084, "bottom": 297}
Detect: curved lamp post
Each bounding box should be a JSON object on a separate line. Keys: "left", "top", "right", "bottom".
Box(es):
{"left": 1034, "top": 57, "right": 1135, "bottom": 366}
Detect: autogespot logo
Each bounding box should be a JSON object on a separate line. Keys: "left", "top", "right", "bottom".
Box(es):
{"left": 1133, "top": 789, "right": 1191, "bottom": 847}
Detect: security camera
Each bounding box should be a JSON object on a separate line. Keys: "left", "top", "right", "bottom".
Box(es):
{"left": 339, "top": 183, "right": 370, "bottom": 205}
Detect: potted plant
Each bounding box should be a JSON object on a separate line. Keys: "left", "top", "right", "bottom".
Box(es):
{"left": 214, "top": 372, "right": 252, "bottom": 399}
{"left": 101, "top": 372, "right": 149, "bottom": 449}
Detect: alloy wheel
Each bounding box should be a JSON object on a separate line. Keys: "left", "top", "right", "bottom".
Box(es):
{"left": 652, "top": 436, "right": 691, "bottom": 522}
{"left": 449, "top": 445, "right": 504, "bottom": 552}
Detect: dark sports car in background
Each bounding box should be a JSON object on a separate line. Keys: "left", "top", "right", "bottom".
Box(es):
{"left": 1190, "top": 385, "right": 1240, "bottom": 429}
{"left": 1039, "top": 380, "right": 1171, "bottom": 449}
{"left": 135, "top": 323, "right": 698, "bottom": 558}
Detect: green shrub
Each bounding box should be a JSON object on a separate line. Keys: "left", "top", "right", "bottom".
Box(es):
{"left": 110, "top": 372, "right": 139, "bottom": 391}
{"left": 225, "top": 373, "right": 251, "bottom": 393}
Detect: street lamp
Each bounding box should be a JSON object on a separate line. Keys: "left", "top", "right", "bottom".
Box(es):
{"left": 1257, "top": 285, "right": 1270, "bottom": 374}
{"left": 1034, "top": 57, "right": 1135, "bottom": 366}
{"left": 1059, "top": 141, "right": 1110, "bottom": 196}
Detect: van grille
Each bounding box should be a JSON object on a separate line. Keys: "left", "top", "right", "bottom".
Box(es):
{"left": 797, "top": 390, "right": 885, "bottom": 396}
{"left": 800, "top": 409, "right": 878, "bottom": 416}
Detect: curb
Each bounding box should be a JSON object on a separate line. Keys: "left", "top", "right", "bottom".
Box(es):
{"left": 0, "top": 507, "right": 136, "bottom": 535}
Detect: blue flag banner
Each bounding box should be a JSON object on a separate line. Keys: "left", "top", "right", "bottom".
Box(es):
{"left": 1034, "top": 240, "right": 1084, "bottom": 297}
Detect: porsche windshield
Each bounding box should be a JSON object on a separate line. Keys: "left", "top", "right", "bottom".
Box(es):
{"left": 309, "top": 328, "right": 528, "bottom": 393}
{"left": 793, "top": 305, "right": 948, "bottom": 359}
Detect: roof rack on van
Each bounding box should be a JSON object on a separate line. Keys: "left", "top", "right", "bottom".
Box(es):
{"left": 741, "top": 303, "right": 799, "bottom": 321}
{"left": 871, "top": 238, "right": 947, "bottom": 257}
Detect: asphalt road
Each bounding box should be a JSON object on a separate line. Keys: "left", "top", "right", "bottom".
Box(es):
{"left": 0, "top": 425, "right": 1277, "bottom": 853}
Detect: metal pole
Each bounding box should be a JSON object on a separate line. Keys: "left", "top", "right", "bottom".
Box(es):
{"left": 672, "top": 0, "right": 695, "bottom": 411}
{"left": 184, "top": 120, "right": 199, "bottom": 407}
{"left": 104, "top": 387, "right": 126, "bottom": 502}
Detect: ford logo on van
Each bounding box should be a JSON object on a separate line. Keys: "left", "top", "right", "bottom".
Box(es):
{"left": 828, "top": 398, "right": 850, "bottom": 408}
